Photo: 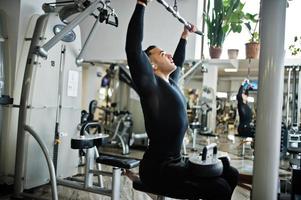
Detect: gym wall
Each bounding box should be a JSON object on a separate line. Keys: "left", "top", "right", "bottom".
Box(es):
{"left": 78, "top": 0, "right": 203, "bottom": 61}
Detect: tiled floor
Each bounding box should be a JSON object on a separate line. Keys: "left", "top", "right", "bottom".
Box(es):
{"left": 0, "top": 133, "right": 292, "bottom": 200}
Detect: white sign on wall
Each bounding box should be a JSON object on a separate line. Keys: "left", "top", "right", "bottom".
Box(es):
{"left": 67, "top": 70, "right": 79, "bottom": 97}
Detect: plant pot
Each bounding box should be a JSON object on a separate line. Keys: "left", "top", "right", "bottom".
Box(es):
{"left": 209, "top": 46, "right": 222, "bottom": 59}
{"left": 227, "top": 49, "right": 239, "bottom": 59}
{"left": 245, "top": 42, "right": 260, "bottom": 59}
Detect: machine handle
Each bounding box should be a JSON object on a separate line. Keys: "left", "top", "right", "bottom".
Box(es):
{"left": 106, "top": 13, "right": 118, "bottom": 27}
{"left": 80, "top": 122, "right": 102, "bottom": 136}
{"left": 201, "top": 143, "right": 218, "bottom": 161}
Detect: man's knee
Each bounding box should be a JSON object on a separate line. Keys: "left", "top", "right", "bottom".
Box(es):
{"left": 211, "top": 180, "right": 232, "bottom": 200}
{"left": 223, "top": 166, "right": 239, "bottom": 191}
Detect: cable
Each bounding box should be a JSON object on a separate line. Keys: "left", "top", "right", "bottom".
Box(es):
{"left": 173, "top": 0, "right": 178, "bottom": 12}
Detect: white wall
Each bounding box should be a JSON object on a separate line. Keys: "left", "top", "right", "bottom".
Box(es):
{"left": 79, "top": 0, "right": 203, "bottom": 60}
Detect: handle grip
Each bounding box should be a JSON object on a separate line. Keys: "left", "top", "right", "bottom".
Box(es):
{"left": 194, "top": 30, "right": 203, "bottom": 36}
{"left": 201, "top": 143, "right": 218, "bottom": 161}
{"left": 106, "top": 15, "right": 118, "bottom": 27}
{"left": 80, "top": 122, "right": 102, "bottom": 136}
{"left": 185, "top": 24, "right": 204, "bottom": 36}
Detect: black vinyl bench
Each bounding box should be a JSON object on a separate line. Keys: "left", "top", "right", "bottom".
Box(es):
{"left": 96, "top": 153, "right": 140, "bottom": 169}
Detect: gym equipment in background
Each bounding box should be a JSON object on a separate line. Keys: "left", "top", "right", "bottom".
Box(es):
{"left": 199, "top": 102, "right": 213, "bottom": 134}
{"left": 279, "top": 67, "right": 301, "bottom": 197}
{"left": 284, "top": 65, "right": 301, "bottom": 127}
{"left": 287, "top": 123, "right": 301, "bottom": 155}
{"left": 279, "top": 123, "right": 301, "bottom": 199}
{"left": 198, "top": 86, "right": 214, "bottom": 135}
{"left": 101, "top": 103, "right": 134, "bottom": 155}
{"left": 93, "top": 62, "right": 148, "bottom": 154}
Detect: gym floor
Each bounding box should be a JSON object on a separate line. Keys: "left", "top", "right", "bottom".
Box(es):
{"left": 0, "top": 133, "right": 291, "bottom": 200}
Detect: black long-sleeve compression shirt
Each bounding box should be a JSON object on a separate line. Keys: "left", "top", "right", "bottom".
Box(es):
{"left": 125, "top": 4, "right": 188, "bottom": 160}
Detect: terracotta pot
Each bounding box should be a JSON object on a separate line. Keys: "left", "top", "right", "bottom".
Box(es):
{"left": 227, "top": 49, "right": 239, "bottom": 59}
{"left": 209, "top": 46, "right": 222, "bottom": 59}
{"left": 245, "top": 42, "right": 260, "bottom": 59}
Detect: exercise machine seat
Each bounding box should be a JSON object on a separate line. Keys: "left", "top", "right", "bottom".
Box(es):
{"left": 96, "top": 154, "right": 140, "bottom": 169}
{"left": 133, "top": 178, "right": 202, "bottom": 200}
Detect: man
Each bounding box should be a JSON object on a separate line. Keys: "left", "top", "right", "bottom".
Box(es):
{"left": 125, "top": 1, "right": 239, "bottom": 199}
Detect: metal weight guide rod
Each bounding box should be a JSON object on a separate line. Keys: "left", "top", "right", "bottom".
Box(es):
{"left": 156, "top": 0, "right": 203, "bottom": 36}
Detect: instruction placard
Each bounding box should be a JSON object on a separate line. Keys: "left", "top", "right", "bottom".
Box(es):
{"left": 67, "top": 70, "right": 79, "bottom": 97}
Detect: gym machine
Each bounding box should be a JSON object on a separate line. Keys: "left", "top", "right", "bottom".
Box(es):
{"left": 278, "top": 66, "right": 301, "bottom": 199}
{"left": 13, "top": 1, "right": 140, "bottom": 200}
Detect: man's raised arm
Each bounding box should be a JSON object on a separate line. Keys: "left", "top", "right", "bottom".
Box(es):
{"left": 171, "top": 26, "right": 195, "bottom": 83}
{"left": 125, "top": 1, "right": 156, "bottom": 95}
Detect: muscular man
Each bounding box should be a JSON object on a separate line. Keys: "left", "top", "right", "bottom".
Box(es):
{"left": 125, "top": 1, "right": 239, "bottom": 199}
{"left": 237, "top": 79, "right": 255, "bottom": 138}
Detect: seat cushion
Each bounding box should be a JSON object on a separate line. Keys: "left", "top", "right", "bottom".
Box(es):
{"left": 96, "top": 154, "right": 140, "bottom": 169}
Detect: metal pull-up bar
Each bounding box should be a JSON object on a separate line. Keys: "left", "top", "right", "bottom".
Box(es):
{"left": 156, "top": 0, "right": 203, "bottom": 36}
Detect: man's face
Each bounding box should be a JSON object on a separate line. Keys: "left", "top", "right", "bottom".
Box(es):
{"left": 148, "top": 47, "right": 176, "bottom": 74}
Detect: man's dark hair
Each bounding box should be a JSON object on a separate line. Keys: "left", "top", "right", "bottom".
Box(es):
{"left": 144, "top": 45, "right": 157, "bottom": 57}
{"left": 244, "top": 89, "right": 249, "bottom": 96}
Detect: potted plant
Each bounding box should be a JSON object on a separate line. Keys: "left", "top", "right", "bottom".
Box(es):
{"left": 288, "top": 36, "right": 301, "bottom": 56}
{"left": 205, "top": 0, "right": 246, "bottom": 59}
{"left": 244, "top": 13, "right": 260, "bottom": 59}
{"left": 227, "top": 49, "right": 239, "bottom": 59}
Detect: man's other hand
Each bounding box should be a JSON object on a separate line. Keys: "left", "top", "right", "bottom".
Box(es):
{"left": 182, "top": 24, "right": 197, "bottom": 39}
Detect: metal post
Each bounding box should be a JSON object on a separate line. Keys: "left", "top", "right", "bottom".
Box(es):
{"left": 297, "top": 70, "right": 301, "bottom": 125}
{"left": 292, "top": 69, "right": 297, "bottom": 124}
{"left": 182, "top": 139, "right": 187, "bottom": 155}
{"left": 242, "top": 141, "right": 245, "bottom": 157}
{"left": 94, "top": 147, "right": 104, "bottom": 187}
{"left": 251, "top": 0, "right": 286, "bottom": 199}
{"left": 84, "top": 148, "right": 94, "bottom": 188}
{"left": 179, "top": 60, "right": 202, "bottom": 82}
{"left": 286, "top": 68, "right": 292, "bottom": 125}
{"left": 111, "top": 167, "right": 121, "bottom": 200}
{"left": 192, "top": 129, "right": 197, "bottom": 150}
{"left": 14, "top": 15, "right": 48, "bottom": 197}
{"left": 200, "top": 0, "right": 207, "bottom": 59}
